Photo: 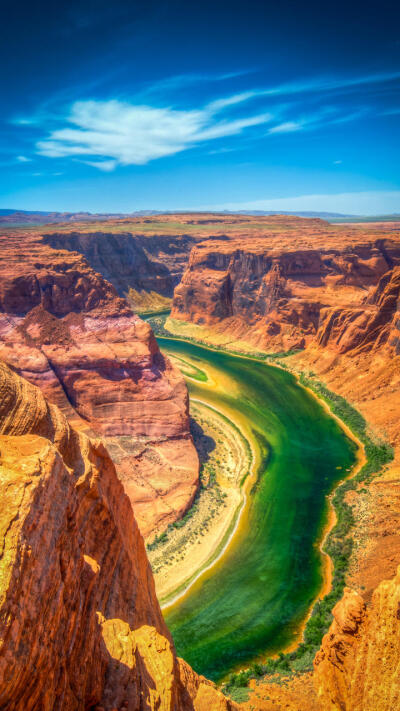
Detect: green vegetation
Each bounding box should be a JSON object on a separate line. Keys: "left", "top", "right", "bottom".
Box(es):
{"left": 147, "top": 312, "right": 301, "bottom": 361}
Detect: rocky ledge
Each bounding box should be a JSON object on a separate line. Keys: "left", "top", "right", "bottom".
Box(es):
{"left": 0, "top": 360, "right": 237, "bottom": 710}
{"left": 0, "top": 233, "right": 199, "bottom": 538}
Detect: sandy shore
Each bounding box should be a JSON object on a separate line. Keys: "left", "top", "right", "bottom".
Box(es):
{"left": 148, "top": 394, "right": 254, "bottom": 607}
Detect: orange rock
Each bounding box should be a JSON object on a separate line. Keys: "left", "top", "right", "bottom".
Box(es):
{"left": 171, "top": 219, "right": 400, "bottom": 352}
{"left": 314, "top": 571, "right": 400, "bottom": 710}
{"left": 0, "top": 361, "right": 237, "bottom": 711}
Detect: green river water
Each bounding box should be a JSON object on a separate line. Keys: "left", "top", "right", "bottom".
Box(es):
{"left": 157, "top": 336, "right": 357, "bottom": 682}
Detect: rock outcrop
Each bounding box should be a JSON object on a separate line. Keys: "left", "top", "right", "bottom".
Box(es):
{"left": 314, "top": 569, "right": 400, "bottom": 710}
{"left": 0, "top": 233, "right": 198, "bottom": 538}
{"left": 316, "top": 265, "right": 400, "bottom": 355}
{"left": 0, "top": 360, "right": 237, "bottom": 710}
{"left": 42, "top": 231, "right": 199, "bottom": 301}
{"left": 171, "top": 220, "right": 400, "bottom": 352}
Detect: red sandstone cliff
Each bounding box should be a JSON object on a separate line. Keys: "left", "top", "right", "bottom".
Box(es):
{"left": 3, "top": 214, "right": 400, "bottom": 711}
{"left": 0, "top": 233, "right": 199, "bottom": 538}
{"left": 171, "top": 221, "right": 400, "bottom": 353}
{"left": 42, "top": 230, "right": 199, "bottom": 300}
{"left": 313, "top": 568, "right": 400, "bottom": 711}
{"left": 0, "top": 360, "right": 237, "bottom": 711}
{"left": 316, "top": 265, "right": 400, "bottom": 355}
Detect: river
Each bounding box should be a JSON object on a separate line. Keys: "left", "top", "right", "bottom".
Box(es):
{"left": 156, "top": 335, "right": 357, "bottom": 682}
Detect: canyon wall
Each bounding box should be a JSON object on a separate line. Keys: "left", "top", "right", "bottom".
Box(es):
{"left": 165, "top": 216, "right": 400, "bottom": 711}
{"left": 171, "top": 228, "right": 400, "bottom": 352}
{"left": 316, "top": 264, "right": 400, "bottom": 355}
{"left": 0, "top": 233, "right": 199, "bottom": 538}
{"left": 314, "top": 569, "right": 400, "bottom": 711}
{"left": 42, "top": 231, "right": 199, "bottom": 300}
{"left": 0, "top": 360, "right": 237, "bottom": 711}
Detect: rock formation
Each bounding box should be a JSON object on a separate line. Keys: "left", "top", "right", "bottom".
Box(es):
{"left": 0, "top": 233, "right": 199, "bottom": 538}
{"left": 42, "top": 230, "right": 199, "bottom": 301}
{"left": 2, "top": 213, "right": 400, "bottom": 711}
{"left": 314, "top": 569, "right": 400, "bottom": 710}
{"left": 316, "top": 265, "right": 400, "bottom": 355}
{"left": 0, "top": 360, "right": 237, "bottom": 710}
{"left": 171, "top": 219, "right": 400, "bottom": 352}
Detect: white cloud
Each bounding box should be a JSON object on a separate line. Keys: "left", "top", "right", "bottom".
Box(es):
{"left": 16, "top": 155, "right": 32, "bottom": 162}
{"left": 213, "top": 191, "right": 400, "bottom": 216}
{"left": 206, "top": 91, "right": 260, "bottom": 112}
{"left": 80, "top": 159, "right": 117, "bottom": 171}
{"left": 268, "top": 121, "right": 302, "bottom": 133}
{"left": 36, "top": 97, "right": 272, "bottom": 169}
{"left": 260, "top": 70, "right": 400, "bottom": 98}
{"left": 29, "top": 69, "right": 400, "bottom": 171}
{"left": 267, "top": 107, "right": 367, "bottom": 135}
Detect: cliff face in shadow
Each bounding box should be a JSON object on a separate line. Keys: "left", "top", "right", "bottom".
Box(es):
{"left": 0, "top": 360, "right": 237, "bottom": 711}
{"left": 42, "top": 231, "right": 199, "bottom": 299}
{"left": 316, "top": 265, "right": 400, "bottom": 355}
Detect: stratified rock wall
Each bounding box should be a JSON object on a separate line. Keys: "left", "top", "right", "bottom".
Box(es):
{"left": 0, "top": 361, "right": 237, "bottom": 711}
{"left": 316, "top": 265, "right": 400, "bottom": 355}
{"left": 42, "top": 231, "right": 198, "bottom": 298}
{"left": 0, "top": 234, "right": 199, "bottom": 538}
{"left": 172, "top": 230, "right": 400, "bottom": 352}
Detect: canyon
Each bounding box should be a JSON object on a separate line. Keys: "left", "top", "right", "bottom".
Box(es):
{"left": 1, "top": 213, "right": 400, "bottom": 710}
{"left": 0, "top": 231, "right": 199, "bottom": 538}
{"left": 171, "top": 216, "right": 400, "bottom": 354}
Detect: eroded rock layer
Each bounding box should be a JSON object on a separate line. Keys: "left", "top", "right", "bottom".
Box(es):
{"left": 0, "top": 361, "right": 237, "bottom": 711}
{"left": 42, "top": 230, "right": 199, "bottom": 300}
{"left": 314, "top": 569, "right": 400, "bottom": 711}
{"left": 171, "top": 218, "right": 400, "bottom": 352}
{"left": 0, "top": 233, "right": 198, "bottom": 538}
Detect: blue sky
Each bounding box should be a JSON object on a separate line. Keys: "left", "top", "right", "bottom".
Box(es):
{"left": 1, "top": 0, "right": 399, "bottom": 214}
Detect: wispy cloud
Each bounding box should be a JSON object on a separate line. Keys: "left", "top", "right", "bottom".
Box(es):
{"left": 268, "top": 121, "right": 303, "bottom": 134}
{"left": 140, "top": 70, "right": 253, "bottom": 96}
{"left": 382, "top": 107, "right": 400, "bottom": 116}
{"left": 143, "top": 69, "right": 400, "bottom": 105}
{"left": 36, "top": 97, "right": 272, "bottom": 168}
{"left": 268, "top": 107, "right": 368, "bottom": 134}
{"left": 16, "top": 155, "right": 32, "bottom": 162}
{"left": 18, "top": 68, "right": 399, "bottom": 170}
{"left": 259, "top": 70, "right": 400, "bottom": 98}
{"left": 80, "top": 159, "right": 117, "bottom": 171}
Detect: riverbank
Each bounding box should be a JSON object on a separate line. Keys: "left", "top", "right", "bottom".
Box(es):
{"left": 148, "top": 397, "right": 253, "bottom": 606}
{"left": 221, "top": 372, "right": 393, "bottom": 702}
